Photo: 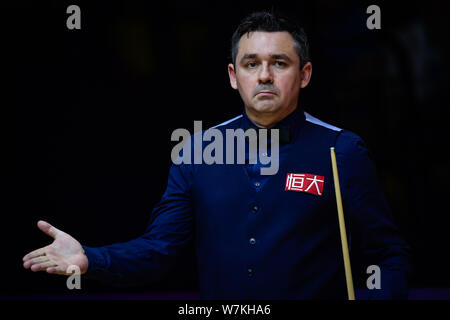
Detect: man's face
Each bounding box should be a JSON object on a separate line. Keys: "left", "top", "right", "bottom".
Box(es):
{"left": 228, "top": 31, "right": 312, "bottom": 125}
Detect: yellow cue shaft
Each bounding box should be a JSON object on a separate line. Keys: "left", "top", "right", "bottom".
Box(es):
{"left": 330, "top": 147, "right": 355, "bottom": 300}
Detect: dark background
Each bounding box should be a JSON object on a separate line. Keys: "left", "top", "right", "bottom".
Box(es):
{"left": 1, "top": 0, "right": 449, "bottom": 296}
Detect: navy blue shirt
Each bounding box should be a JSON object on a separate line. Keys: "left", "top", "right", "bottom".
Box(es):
{"left": 83, "top": 108, "right": 412, "bottom": 299}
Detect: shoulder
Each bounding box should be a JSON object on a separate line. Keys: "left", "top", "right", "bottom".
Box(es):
{"left": 335, "top": 130, "right": 369, "bottom": 159}
{"left": 303, "top": 111, "right": 368, "bottom": 156}
{"left": 303, "top": 111, "right": 344, "bottom": 144}
{"left": 211, "top": 114, "right": 243, "bottom": 131}
{"left": 304, "top": 111, "right": 343, "bottom": 133}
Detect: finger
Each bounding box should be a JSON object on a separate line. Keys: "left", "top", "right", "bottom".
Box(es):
{"left": 31, "top": 261, "right": 58, "bottom": 272}
{"left": 47, "top": 265, "right": 68, "bottom": 275}
{"left": 23, "top": 256, "right": 49, "bottom": 268}
{"left": 37, "top": 220, "right": 62, "bottom": 239}
{"left": 23, "top": 247, "right": 47, "bottom": 261}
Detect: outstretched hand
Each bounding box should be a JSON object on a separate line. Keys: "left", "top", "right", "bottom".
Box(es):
{"left": 23, "top": 221, "right": 89, "bottom": 275}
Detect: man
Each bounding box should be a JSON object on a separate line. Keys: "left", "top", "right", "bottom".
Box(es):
{"left": 23, "top": 11, "right": 412, "bottom": 299}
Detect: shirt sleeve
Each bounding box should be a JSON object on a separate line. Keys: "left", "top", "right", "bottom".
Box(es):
{"left": 82, "top": 160, "right": 195, "bottom": 287}
{"left": 335, "top": 130, "right": 413, "bottom": 300}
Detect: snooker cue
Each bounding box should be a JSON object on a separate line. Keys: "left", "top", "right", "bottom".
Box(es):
{"left": 330, "top": 147, "right": 356, "bottom": 300}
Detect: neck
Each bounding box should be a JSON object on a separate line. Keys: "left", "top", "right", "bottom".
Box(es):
{"left": 245, "top": 105, "right": 297, "bottom": 128}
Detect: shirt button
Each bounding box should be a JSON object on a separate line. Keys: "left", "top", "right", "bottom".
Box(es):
{"left": 247, "top": 268, "right": 253, "bottom": 277}
{"left": 254, "top": 182, "right": 260, "bottom": 187}
{"left": 249, "top": 238, "right": 256, "bottom": 245}
{"left": 262, "top": 152, "right": 267, "bottom": 157}
{"left": 252, "top": 205, "right": 259, "bottom": 213}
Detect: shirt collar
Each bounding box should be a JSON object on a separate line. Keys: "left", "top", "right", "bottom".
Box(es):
{"left": 241, "top": 106, "right": 306, "bottom": 145}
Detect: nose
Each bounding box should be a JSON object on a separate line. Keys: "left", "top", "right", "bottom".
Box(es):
{"left": 258, "top": 62, "right": 273, "bottom": 83}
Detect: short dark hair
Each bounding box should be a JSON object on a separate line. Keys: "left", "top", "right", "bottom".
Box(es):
{"left": 231, "top": 11, "right": 310, "bottom": 69}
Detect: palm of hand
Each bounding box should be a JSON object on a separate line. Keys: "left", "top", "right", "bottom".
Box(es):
{"left": 23, "top": 221, "right": 88, "bottom": 275}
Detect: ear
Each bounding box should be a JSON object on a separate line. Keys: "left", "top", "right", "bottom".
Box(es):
{"left": 228, "top": 63, "right": 238, "bottom": 90}
{"left": 300, "top": 62, "right": 312, "bottom": 89}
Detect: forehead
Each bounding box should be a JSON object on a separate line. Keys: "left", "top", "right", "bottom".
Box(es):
{"left": 237, "top": 31, "right": 298, "bottom": 60}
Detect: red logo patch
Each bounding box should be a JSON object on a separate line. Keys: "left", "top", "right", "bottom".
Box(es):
{"left": 285, "top": 173, "right": 325, "bottom": 196}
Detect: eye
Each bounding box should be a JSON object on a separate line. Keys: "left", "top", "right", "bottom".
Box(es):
{"left": 275, "top": 61, "right": 287, "bottom": 67}
{"left": 246, "top": 61, "right": 258, "bottom": 68}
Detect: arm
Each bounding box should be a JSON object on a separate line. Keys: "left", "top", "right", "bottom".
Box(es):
{"left": 335, "top": 131, "right": 412, "bottom": 299}
{"left": 82, "top": 161, "right": 195, "bottom": 286}
{"left": 23, "top": 160, "right": 195, "bottom": 287}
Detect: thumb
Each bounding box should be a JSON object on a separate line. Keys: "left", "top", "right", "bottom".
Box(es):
{"left": 37, "top": 220, "right": 62, "bottom": 239}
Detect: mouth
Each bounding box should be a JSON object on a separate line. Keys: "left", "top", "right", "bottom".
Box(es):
{"left": 256, "top": 91, "right": 277, "bottom": 96}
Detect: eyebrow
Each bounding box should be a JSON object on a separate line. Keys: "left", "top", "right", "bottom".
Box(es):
{"left": 239, "top": 53, "right": 293, "bottom": 64}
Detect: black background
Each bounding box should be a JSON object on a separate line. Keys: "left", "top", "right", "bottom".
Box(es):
{"left": 1, "top": 0, "right": 449, "bottom": 296}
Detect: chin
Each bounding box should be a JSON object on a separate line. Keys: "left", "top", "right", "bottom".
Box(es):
{"left": 252, "top": 100, "right": 280, "bottom": 112}
{"left": 251, "top": 102, "right": 280, "bottom": 113}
